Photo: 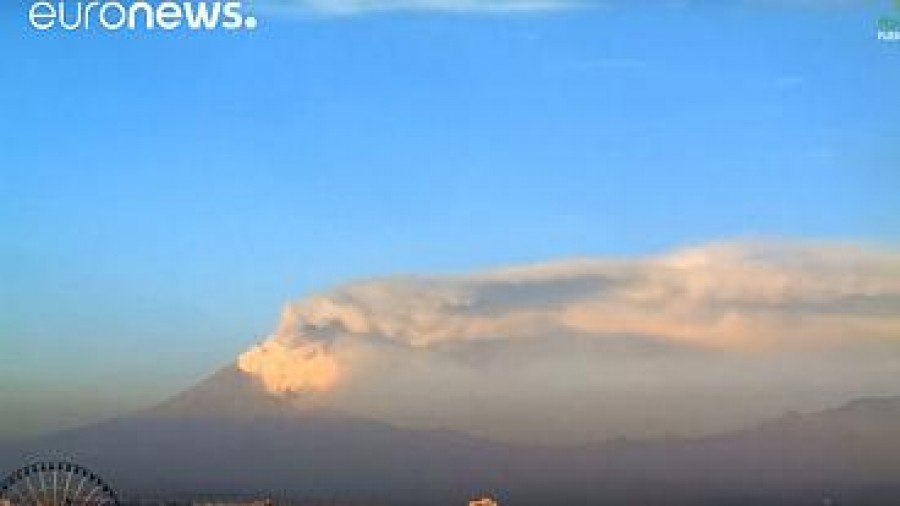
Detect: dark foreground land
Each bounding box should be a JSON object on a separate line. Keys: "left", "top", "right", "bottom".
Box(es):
{"left": 117, "top": 486, "right": 900, "bottom": 506}
{"left": 3, "top": 369, "right": 900, "bottom": 506}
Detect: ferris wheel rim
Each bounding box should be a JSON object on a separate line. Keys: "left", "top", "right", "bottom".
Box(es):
{"left": 0, "top": 461, "right": 120, "bottom": 506}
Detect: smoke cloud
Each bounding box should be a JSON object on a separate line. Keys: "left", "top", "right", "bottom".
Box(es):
{"left": 237, "top": 239, "right": 900, "bottom": 443}
{"left": 237, "top": 304, "right": 344, "bottom": 394}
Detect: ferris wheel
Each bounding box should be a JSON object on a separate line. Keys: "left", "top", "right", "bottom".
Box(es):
{"left": 0, "top": 462, "right": 120, "bottom": 506}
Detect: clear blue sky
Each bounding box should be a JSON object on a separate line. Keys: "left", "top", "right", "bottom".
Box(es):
{"left": 1, "top": 1, "right": 898, "bottom": 438}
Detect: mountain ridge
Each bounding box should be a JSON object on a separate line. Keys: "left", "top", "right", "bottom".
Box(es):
{"left": 2, "top": 367, "right": 900, "bottom": 505}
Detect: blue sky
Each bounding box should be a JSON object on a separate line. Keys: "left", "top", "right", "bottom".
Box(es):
{"left": 1, "top": 1, "right": 899, "bottom": 438}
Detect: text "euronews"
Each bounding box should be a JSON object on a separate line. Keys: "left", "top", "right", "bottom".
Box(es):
{"left": 29, "top": 1, "right": 259, "bottom": 31}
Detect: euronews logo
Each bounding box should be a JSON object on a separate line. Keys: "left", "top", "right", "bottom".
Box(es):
{"left": 28, "top": 1, "right": 259, "bottom": 31}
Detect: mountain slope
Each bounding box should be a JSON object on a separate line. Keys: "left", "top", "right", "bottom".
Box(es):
{"left": 2, "top": 368, "right": 900, "bottom": 505}
{"left": 0, "top": 367, "right": 526, "bottom": 504}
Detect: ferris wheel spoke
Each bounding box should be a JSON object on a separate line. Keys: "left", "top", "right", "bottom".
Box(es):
{"left": 61, "top": 467, "right": 74, "bottom": 506}
{"left": 36, "top": 469, "right": 49, "bottom": 505}
{"left": 41, "top": 470, "right": 53, "bottom": 505}
{"left": 1, "top": 464, "right": 117, "bottom": 506}
{"left": 88, "top": 495, "right": 114, "bottom": 506}
{"left": 52, "top": 466, "right": 59, "bottom": 506}
{"left": 49, "top": 470, "right": 58, "bottom": 506}
{"left": 21, "top": 471, "right": 40, "bottom": 505}
{"left": 69, "top": 474, "right": 88, "bottom": 505}
{"left": 79, "top": 484, "right": 103, "bottom": 506}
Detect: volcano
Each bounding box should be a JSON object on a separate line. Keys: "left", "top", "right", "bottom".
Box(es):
{"left": 2, "top": 364, "right": 900, "bottom": 505}
{"left": 0, "top": 366, "right": 528, "bottom": 504}
{"left": 4, "top": 243, "right": 900, "bottom": 504}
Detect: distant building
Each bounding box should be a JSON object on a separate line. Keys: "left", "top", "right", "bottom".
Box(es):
{"left": 469, "top": 498, "right": 499, "bottom": 506}
{"left": 1, "top": 499, "right": 11, "bottom": 506}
